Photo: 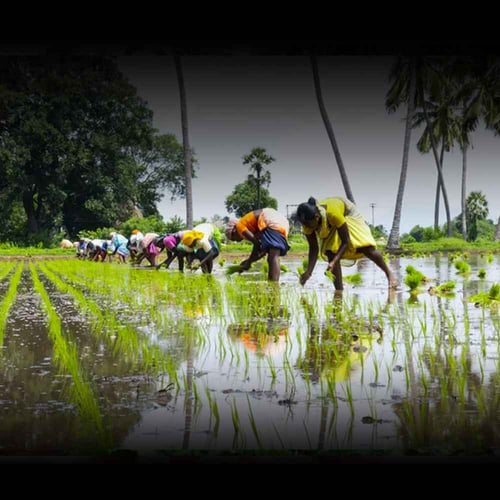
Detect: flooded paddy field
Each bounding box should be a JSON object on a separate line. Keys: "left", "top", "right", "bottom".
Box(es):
{"left": 1, "top": 253, "right": 500, "bottom": 463}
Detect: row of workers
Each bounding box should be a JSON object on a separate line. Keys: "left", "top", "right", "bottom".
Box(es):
{"left": 75, "top": 197, "right": 397, "bottom": 290}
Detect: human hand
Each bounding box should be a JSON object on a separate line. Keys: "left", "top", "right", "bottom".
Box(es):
{"left": 239, "top": 260, "right": 251, "bottom": 271}
{"left": 299, "top": 271, "right": 311, "bottom": 286}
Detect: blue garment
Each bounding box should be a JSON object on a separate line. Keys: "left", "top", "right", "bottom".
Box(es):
{"left": 194, "top": 238, "right": 220, "bottom": 260}
{"left": 112, "top": 234, "right": 130, "bottom": 256}
{"left": 261, "top": 228, "right": 290, "bottom": 256}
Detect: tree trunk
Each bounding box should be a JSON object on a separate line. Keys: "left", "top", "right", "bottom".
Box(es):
{"left": 421, "top": 88, "right": 452, "bottom": 236}
{"left": 494, "top": 216, "right": 500, "bottom": 241}
{"left": 461, "top": 144, "right": 468, "bottom": 240}
{"left": 310, "top": 54, "right": 355, "bottom": 204}
{"left": 434, "top": 141, "right": 445, "bottom": 231}
{"left": 256, "top": 165, "right": 262, "bottom": 209}
{"left": 387, "top": 61, "right": 416, "bottom": 251}
{"left": 22, "top": 189, "right": 39, "bottom": 234}
{"left": 174, "top": 52, "right": 194, "bottom": 229}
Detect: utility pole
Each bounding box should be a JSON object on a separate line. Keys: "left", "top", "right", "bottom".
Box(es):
{"left": 370, "top": 203, "right": 376, "bottom": 227}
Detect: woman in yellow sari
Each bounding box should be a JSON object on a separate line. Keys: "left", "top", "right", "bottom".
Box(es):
{"left": 296, "top": 197, "right": 398, "bottom": 290}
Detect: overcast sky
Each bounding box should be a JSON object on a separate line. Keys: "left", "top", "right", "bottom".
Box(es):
{"left": 118, "top": 52, "right": 500, "bottom": 234}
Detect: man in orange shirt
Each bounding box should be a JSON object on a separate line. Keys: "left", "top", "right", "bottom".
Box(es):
{"left": 226, "top": 208, "right": 290, "bottom": 281}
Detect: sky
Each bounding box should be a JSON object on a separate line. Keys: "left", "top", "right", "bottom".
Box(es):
{"left": 118, "top": 49, "right": 500, "bottom": 234}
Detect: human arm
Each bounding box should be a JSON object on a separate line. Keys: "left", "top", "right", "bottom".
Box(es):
{"left": 325, "top": 223, "right": 350, "bottom": 273}
{"left": 300, "top": 232, "right": 319, "bottom": 285}
{"left": 239, "top": 240, "right": 266, "bottom": 271}
{"left": 198, "top": 247, "right": 216, "bottom": 269}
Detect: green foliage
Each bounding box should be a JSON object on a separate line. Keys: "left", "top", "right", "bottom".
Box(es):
{"left": 0, "top": 55, "right": 192, "bottom": 241}
{"left": 465, "top": 191, "right": 488, "bottom": 241}
{"left": 369, "top": 225, "right": 387, "bottom": 240}
{"left": 242, "top": 147, "right": 275, "bottom": 210}
{"left": 406, "top": 225, "right": 444, "bottom": 243}
{"left": 225, "top": 181, "right": 277, "bottom": 218}
{"left": 118, "top": 215, "right": 169, "bottom": 236}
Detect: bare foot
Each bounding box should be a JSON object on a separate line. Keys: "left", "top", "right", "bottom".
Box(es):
{"left": 389, "top": 279, "right": 400, "bottom": 290}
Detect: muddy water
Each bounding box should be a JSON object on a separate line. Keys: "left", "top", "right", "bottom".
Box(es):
{"left": 1, "top": 254, "right": 500, "bottom": 461}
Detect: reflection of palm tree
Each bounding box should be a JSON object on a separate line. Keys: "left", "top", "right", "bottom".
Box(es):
{"left": 182, "top": 335, "right": 194, "bottom": 449}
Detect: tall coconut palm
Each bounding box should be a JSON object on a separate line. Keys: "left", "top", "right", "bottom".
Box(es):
{"left": 386, "top": 58, "right": 416, "bottom": 251}
{"left": 310, "top": 54, "right": 355, "bottom": 203}
{"left": 413, "top": 80, "right": 461, "bottom": 232}
{"left": 242, "top": 147, "right": 275, "bottom": 209}
{"left": 454, "top": 56, "right": 500, "bottom": 239}
{"left": 416, "top": 57, "right": 453, "bottom": 236}
{"left": 173, "top": 51, "right": 194, "bottom": 229}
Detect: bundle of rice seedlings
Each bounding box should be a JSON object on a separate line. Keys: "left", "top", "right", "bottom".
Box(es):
{"left": 225, "top": 264, "right": 244, "bottom": 276}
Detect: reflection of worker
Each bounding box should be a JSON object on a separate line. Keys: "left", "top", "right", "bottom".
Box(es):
{"left": 298, "top": 323, "right": 368, "bottom": 383}
{"left": 298, "top": 296, "right": 378, "bottom": 382}
{"left": 227, "top": 322, "right": 288, "bottom": 357}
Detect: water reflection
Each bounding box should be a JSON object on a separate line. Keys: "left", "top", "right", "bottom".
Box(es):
{"left": 2, "top": 254, "right": 500, "bottom": 459}
{"left": 227, "top": 321, "right": 288, "bottom": 357}
{"left": 296, "top": 296, "right": 382, "bottom": 383}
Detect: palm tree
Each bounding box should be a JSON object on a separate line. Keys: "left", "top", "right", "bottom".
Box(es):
{"left": 386, "top": 58, "right": 416, "bottom": 251}
{"left": 242, "top": 147, "right": 275, "bottom": 209}
{"left": 454, "top": 56, "right": 500, "bottom": 239}
{"left": 173, "top": 51, "right": 194, "bottom": 229}
{"left": 416, "top": 57, "right": 453, "bottom": 237}
{"left": 310, "top": 54, "right": 355, "bottom": 203}
{"left": 413, "top": 78, "right": 461, "bottom": 232}
{"left": 495, "top": 216, "right": 500, "bottom": 241}
{"left": 466, "top": 191, "right": 488, "bottom": 241}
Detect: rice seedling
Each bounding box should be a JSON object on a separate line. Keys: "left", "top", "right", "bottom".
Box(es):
{"left": 0, "top": 263, "right": 22, "bottom": 346}
{"left": 246, "top": 395, "right": 263, "bottom": 449}
{"left": 470, "top": 283, "right": 500, "bottom": 307}
{"left": 428, "top": 281, "right": 456, "bottom": 296}
{"left": 404, "top": 265, "right": 426, "bottom": 293}
{"left": 454, "top": 259, "right": 471, "bottom": 275}
{"left": 225, "top": 264, "right": 244, "bottom": 276}
{"left": 29, "top": 263, "right": 109, "bottom": 445}
{"left": 230, "top": 399, "right": 241, "bottom": 440}
{"left": 344, "top": 273, "right": 362, "bottom": 286}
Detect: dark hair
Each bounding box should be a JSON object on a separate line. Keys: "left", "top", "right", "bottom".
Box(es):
{"left": 296, "top": 197, "right": 319, "bottom": 223}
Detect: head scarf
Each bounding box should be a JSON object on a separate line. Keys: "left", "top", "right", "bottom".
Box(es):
{"left": 225, "top": 219, "right": 238, "bottom": 240}
{"left": 163, "top": 235, "right": 177, "bottom": 251}
{"left": 182, "top": 230, "right": 204, "bottom": 247}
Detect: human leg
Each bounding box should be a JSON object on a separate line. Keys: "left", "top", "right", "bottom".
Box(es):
{"left": 360, "top": 246, "right": 399, "bottom": 289}
{"left": 267, "top": 248, "right": 281, "bottom": 282}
